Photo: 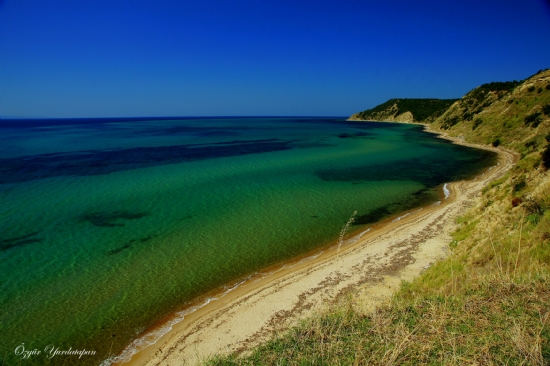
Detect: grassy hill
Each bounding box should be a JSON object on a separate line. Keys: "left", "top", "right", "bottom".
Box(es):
{"left": 350, "top": 98, "right": 458, "bottom": 123}
{"left": 208, "top": 70, "right": 550, "bottom": 365}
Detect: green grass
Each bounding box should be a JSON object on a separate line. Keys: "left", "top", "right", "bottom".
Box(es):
{"left": 207, "top": 274, "right": 550, "bottom": 366}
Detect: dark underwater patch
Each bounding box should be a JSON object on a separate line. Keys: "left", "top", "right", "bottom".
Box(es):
{"left": 354, "top": 188, "right": 437, "bottom": 226}
{"left": 131, "top": 125, "right": 246, "bottom": 138}
{"left": 81, "top": 211, "right": 148, "bottom": 227}
{"left": 108, "top": 244, "right": 131, "bottom": 255}
{"left": 0, "top": 231, "right": 42, "bottom": 251}
{"left": 107, "top": 235, "right": 155, "bottom": 255}
{"left": 316, "top": 149, "right": 497, "bottom": 189}
{"left": 337, "top": 132, "right": 373, "bottom": 139}
{"left": 355, "top": 206, "right": 393, "bottom": 225}
{"left": 0, "top": 139, "right": 295, "bottom": 184}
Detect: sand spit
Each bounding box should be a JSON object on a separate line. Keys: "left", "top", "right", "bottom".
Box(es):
{"left": 119, "top": 128, "right": 517, "bottom": 366}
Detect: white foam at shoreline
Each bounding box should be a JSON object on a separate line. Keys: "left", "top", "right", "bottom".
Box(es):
{"left": 392, "top": 212, "right": 410, "bottom": 223}
{"left": 299, "top": 251, "right": 324, "bottom": 264}
{"left": 443, "top": 183, "right": 450, "bottom": 199}
{"left": 358, "top": 228, "right": 371, "bottom": 238}
{"left": 341, "top": 227, "right": 372, "bottom": 246}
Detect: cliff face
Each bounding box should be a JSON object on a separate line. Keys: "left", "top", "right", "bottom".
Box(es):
{"left": 349, "top": 103, "right": 413, "bottom": 122}
{"left": 349, "top": 98, "right": 457, "bottom": 123}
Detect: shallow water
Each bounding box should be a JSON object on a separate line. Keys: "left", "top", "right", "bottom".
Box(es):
{"left": 0, "top": 117, "right": 497, "bottom": 365}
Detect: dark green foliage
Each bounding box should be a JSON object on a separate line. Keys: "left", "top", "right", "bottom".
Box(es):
{"left": 538, "top": 88, "right": 543, "bottom": 94}
{"left": 467, "top": 81, "right": 521, "bottom": 101}
{"left": 513, "top": 176, "right": 526, "bottom": 193}
{"left": 525, "top": 140, "right": 538, "bottom": 150}
{"left": 525, "top": 112, "right": 542, "bottom": 127}
{"left": 492, "top": 138, "right": 501, "bottom": 147}
{"left": 543, "top": 145, "right": 550, "bottom": 169}
{"left": 479, "top": 81, "right": 521, "bottom": 92}
{"left": 356, "top": 98, "right": 458, "bottom": 122}
{"left": 546, "top": 84, "right": 550, "bottom": 91}
{"left": 546, "top": 134, "right": 550, "bottom": 143}
{"left": 463, "top": 112, "right": 474, "bottom": 121}
{"left": 472, "top": 118, "right": 483, "bottom": 130}
{"left": 441, "top": 116, "right": 460, "bottom": 130}
{"left": 543, "top": 104, "right": 550, "bottom": 115}
{"left": 528, "top": 86, "right": 536, "bottom": 92}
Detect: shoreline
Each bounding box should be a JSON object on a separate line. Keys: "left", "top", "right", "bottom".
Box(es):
{"left": 113, "top": 123, "right": 517, "bottom": 366}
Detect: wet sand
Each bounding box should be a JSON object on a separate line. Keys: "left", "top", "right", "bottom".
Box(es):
{"left": 116, "top": 127, "right": 517, "bottom": 366}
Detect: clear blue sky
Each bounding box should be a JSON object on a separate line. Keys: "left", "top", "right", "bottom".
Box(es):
{"left": 2, "top": 0, "right": 550, "bottom": 118}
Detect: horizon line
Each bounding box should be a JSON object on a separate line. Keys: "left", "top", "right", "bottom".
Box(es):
{"left": 1, "top": 115, "right": 349, "bottom": 121}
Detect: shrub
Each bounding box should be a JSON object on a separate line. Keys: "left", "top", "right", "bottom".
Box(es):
{"left": 511, "top": 197, "right": 522, "bottom": 207}
{"left": 546, "top": 84, "right": 550, "bottom": 90}
{"left": 492, "top": 138, "right": 501, "bottom": 147}
{"left": 442, "top": 116, "right": 460, "bottom": 130}
{"left": 525, "top": 140, "right": 538, "bottom": 151}
{"left": 538, "top": 87, "right": 543, "bottom": 93}
{"left": 472, "top": 118, "right": 483, "bottom": 130}
{"left": 528, "top": 86, "right": 536, "bottom": 92}
{"left": 513, "top": 176, "right": 526, "bottom": 193}
{"left": 542, "top": 145, "right": 550, "bottom": 169}
{"left": 525, "top": 112, "right": 542, "bottom": 127}
{"left": 543, "top": 104, "right": 550, "bottom": 115}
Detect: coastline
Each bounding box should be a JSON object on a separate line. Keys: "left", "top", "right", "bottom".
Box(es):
{"left": 114, "top": 122, "right": 517, "bottom": 366}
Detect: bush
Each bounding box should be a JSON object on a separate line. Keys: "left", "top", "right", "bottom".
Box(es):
{"left": 538, "top": 87, "right": 543, "bottom": 93}
{"left": 511, "top": 197, "right": 522, "bottom": 207}
{"left": 513, "top": 176, "right": 526, "bottom": 193}
{"left": 492, "top": 138, "right": 501, "bottom": 147}
{"left": 528, "top": 86, "right": 536, "bottom": 92}
{"left": 546, "top": 84, "right": 550, "bottom": 91}
{"left": 543, "top": 104, "right": 550, "bottom": 115}
{"left": 441, "top": 116, "right": 460, "bottom": 130}
{"left": 525, "top": 112, "right": 542, "bottom": 127}
{"left": 472, "top": 118, "right": 483, "bottom": 130}
{"left": 525, "top": 140, "right": 538, "bottom": 151}
{"left": 542, "top": 145, "right": 550, "bottom": 169}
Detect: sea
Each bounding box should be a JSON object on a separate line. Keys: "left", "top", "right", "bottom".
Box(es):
{"left": 0, "top": 117, "right": 497, "bottom": 365}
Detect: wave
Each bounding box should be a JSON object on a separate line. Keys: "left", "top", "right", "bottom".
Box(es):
{"left": 443, "top": 183, "right": 450, "bottom": 199}
{"left": 392, "top": 213, "right": 410, "bottom": 223}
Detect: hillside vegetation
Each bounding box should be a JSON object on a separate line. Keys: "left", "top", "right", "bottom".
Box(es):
{"left": 349, "top": 98, "right": 458, "bottom": 123}
{"left": 208, "top": 70, "right": 550, "bottom": 365}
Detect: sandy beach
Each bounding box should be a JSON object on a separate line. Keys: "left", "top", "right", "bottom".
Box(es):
{"left": 117, "top": 126, "right": 517, "bottom": 366}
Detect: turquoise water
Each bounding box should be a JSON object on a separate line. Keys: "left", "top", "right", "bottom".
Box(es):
{"left": 0, "top": 117, "right": 497, "bottom": 365}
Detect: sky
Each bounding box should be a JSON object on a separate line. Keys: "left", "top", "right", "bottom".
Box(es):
{"left": 1, "top": 0, "right": 550, "bottom": 118}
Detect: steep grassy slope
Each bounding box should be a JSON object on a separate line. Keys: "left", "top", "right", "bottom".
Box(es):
{"left": 349, "top": 98, "right": 458, "bottom": 123}
{"left": 435, "top": 70, "right": 550, "bottom": 154}
{"left": 208, "top": 70, "right": 550, "bottom": 365}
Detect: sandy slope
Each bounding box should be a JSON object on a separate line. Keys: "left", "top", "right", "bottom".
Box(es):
{"left": 119, "top": 130, "right": 516, "bottom": 366}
